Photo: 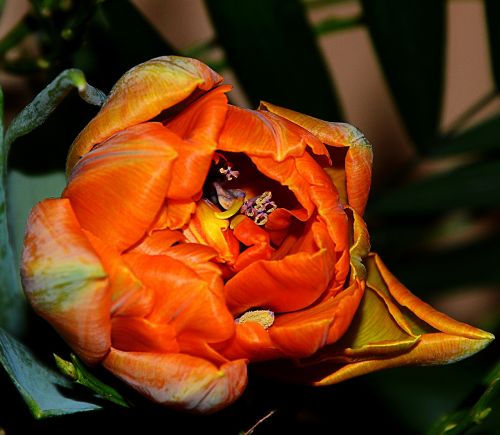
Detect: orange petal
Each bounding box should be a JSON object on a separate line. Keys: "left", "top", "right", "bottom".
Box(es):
{"left": 163, "top": 85, "right": 230, "bottom": 199}
{"left": 251, "top": 154, "right": 350, "bottom": 292}
{"left": 123, "top": 252, "right": 234, "bottom": 344}
{"left": 21, "top": 199, "right": 110, "bottom": 364}
{"left": 67, "top": 56, "right": 222, "bottom": 173}
{"left": 64, "top": 123, "right": 178, "bottom": 252}
{"left": 218, "top": 106, "right": 327, "bottom": 162}
{"left": 152, "top": 199, "right": 197, "bottom": 231}
{"left": 233, "top": 217, "right": 274, "bottom": 271}
{"left": 84, "top": 230, "right": 154, "bottom": 318}
{"left": 129, "top": 228, "right": 184, "bottom": 256}
{"left": 103, "top": 348, "right": 247, "bottom": 413}
{"left": 224, "top": 225, "right": 335, "bottom": 315}
{"left": 260, "top": 101, "right": 373, "bottom": 215}
{"left": 269, "top": 280, "right": 364, "bottom": 358}
{"left": 111, "top": 317, "right": 179, "bottom": 353}
{"left": 221, "top": 322, "right": 282, "bottom": 361}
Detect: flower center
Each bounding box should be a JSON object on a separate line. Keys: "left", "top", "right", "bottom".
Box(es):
{"left": 235, "top": 309, "right": 275, "bottom": 329}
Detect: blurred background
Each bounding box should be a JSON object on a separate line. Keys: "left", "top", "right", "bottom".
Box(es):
{"left": 0, "top": 0, "right": 499, "bottom": 433}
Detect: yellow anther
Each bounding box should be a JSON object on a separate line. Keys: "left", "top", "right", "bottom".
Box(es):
{"left": 236, "top": 310, "right": 275, "bottom": 329}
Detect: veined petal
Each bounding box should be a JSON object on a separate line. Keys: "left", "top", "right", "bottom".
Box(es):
{"left": 21, "top": 199, "right": 110, "bottom": 364}
{"left": 111, "top": 317, "right": 179, "bottom": 353}
{"left": 222, "top": 322, "right": 282, "bottom": 361}
{"left": 269, "top": 280, "right": 364, "bottom": 358}
{"left": 313, "top": 333, "right": 493, "bottom": 386}
{"left": 103, "top": 349, "right": 247, "bottom": 413}
{"left": 260, "top": 101, "right": 373, "bottom": 215}
{"left": 64, "top": 123, "right": 178, "bottom": 252}
{"left": 163, "top": 86, "right": 230, "bottom": 199}
{"left": 218, "top": 106, "right": 327, "bottom": 162}
{"left": 84, "top": 230, "right": 154, "bottom": 318}
{"left": 123, "top": 252, "right": 234, "bottom": 344}
{"left": 224, "top": 228, "right": 335, "bottom": 315}
{"left": 67, "top": 56, "right": 222, "bottom": 172}
{"left": 251, "top": 153, "right": 350, "bottom": 292}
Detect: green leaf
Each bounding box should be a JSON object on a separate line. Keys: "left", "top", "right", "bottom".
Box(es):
{"left": 82, "top": 0, "right": 177, "bottom": 90}
{"left": 54, "top": 354, "right": 129, "bottom": 408}
{"left": 204, "top": 0, "right": 342, "bottom": 120}
{"left": 360, "top": 0, "right": 445, "bottom": 149}
{"left": 314, "top": 14, "right": 363, "bottom": 36}
{"left": 431, "top": 115, "right": 500, "bottom": 157}
{"left": 0, "top": 328, "right": 102, "bottom": 419}
{"left": 427, "top": 362, "right": 500, "bottom": 435}
{"left": 485, "top": 0, "right": 500, "bottom": 91}
{"left": 7, "top": 170, "right": 66, "bottom": 263}
{"left": 0, "top": 86, "right": 26, "bottom": 336}
{"left": 369, "top": 159, "right": 500, "bottom": 215}
{"left": 4, "top": 68, "right": 105, "bottom": 151}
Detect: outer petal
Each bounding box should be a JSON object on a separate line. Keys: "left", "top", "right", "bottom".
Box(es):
{"left": 218, "top": 106, "right": 328, "bottom": 162}
{"left": 21, "top": 199, "right": 110, "bottom": 364}
{"left": 64, "top": 123, "right": 178, "bottom": 252}
{"left": 260, "top": 101, "right": 373, "bottom": 215}
{"left": 103, "top": 349, "right": 247, "bottom": 413}
{"left": 270, "top": 253, "right": 494, "bottom": 385}
{"left": 67, "top": 56, "right": 222, "bottom": 172}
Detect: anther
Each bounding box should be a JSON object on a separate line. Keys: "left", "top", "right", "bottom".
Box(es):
{"left": 241, "top": 191, "right": 277, "bottom": 225}
{"left": 219, "top": 166, "right": 240, "bottom": 181}
{"left": 236, "top": 310, "right": 275, "bottom": 329}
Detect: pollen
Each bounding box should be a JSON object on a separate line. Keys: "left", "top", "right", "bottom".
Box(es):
{"left": 236, "top": 309, "right": 275, "bottom": 329}
{"left": 241, "top": 191, "right": 277, "bottom": 225}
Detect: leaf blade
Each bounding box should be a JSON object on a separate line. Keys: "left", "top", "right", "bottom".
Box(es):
{"left": 204, "top": 0, "right": 342, "bottom": 120}
{"left": 360, "top": 0, "right": 445, "bottom": 149}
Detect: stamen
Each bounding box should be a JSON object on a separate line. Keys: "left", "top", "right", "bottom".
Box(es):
{"left": 241, "top": 191, "right": 277, "bottom": 226}
{"left": 215, "top": 197, "right": 244, "bottom": 219}
{"left": 219, "top": 165, "right": 240, "bottom": 181}
{"left": 236, "top": 309, "right": 275, "bottom": 329}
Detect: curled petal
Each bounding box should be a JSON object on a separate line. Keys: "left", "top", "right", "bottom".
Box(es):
{"left": 272, "top": 253, "right": 494, "bottom": 385}
{"left": 163, "top": 85, "right": 230, "bottom": 199}
{"left": 67, "top": 56, "right": 222, "bottom": 172}
{"left": 260, "top": 101, "right": 373, "bottom": 215}
{"left": 218, "top": 106, "right": 328, "bottom": 162}
{"left": 21, "top": 199, "right": 110, "bottom": 364}
{"left": 103, "top": 349, "right": 247, "bottom": 413}
{"left": 123, "top": 252, "right": 234, "bottom": 344}
{"left": 64, "top": 123, "right": 178, "bottom": 252}
{"left": 224, "top": 224, "right": 335, "bottom": 315}
{"left": 269, "top": 280, "right": 364, "bottom": 359}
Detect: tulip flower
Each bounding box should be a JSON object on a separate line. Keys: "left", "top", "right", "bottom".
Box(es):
{"left": 21, "top": 56, "right": 493, "bottom": 413}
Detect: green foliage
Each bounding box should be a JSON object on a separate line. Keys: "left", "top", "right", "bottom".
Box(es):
{"left": 360, "top": 0, "right": 445, "bottom": 148}
{"left": 204, "top": 0, "right": 341, "bottom": 120}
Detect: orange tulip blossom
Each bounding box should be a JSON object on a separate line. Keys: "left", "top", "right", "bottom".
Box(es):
{"left": 21, "top": 56, "right": 493, "bottom": 413}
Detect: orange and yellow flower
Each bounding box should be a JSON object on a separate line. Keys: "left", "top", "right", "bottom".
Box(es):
{"left": 21, "top": 56, "right": 493, "bottom": 413}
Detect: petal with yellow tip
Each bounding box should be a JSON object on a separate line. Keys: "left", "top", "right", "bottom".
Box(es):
{"left": 67, "top": 56, "right": 222, "bottom": 172}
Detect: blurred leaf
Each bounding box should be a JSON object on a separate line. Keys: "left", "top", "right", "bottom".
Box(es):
{"left": 361, "top": 0, "right": 445, "bottom": 149}
{"left": 0, "top": 328, "right": 102, "bottom": 419}
{"left": 369, "top": 159, "right": 500, "bottom": 215}
{"left": 381, "top": 235, "right": 500, "bottom": 295}
{"left": 5, "top": 68, "right": 104, "bottom": 151}
{"left": 204, "top": 0, "right": 342, "bottom": 120}
{"left": 54, "top": 354, "right": 129, "bottom": 408}
{"left": 82, "top": 0, "right": 176, "bottom": 90}
{"left": 315, "top": 14, "right": 363, "bottom": 36}
{"left": 427, "top": 362, "right": 500, "bottom": 435}
{"left": 431, "top": 115, "right": 500, "bottom": 157}
{"left": 485, "top": 0, "right": 500, "bottom": 91}
{"left": 7, "top": 170, "right": 66, "bottom": 262}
